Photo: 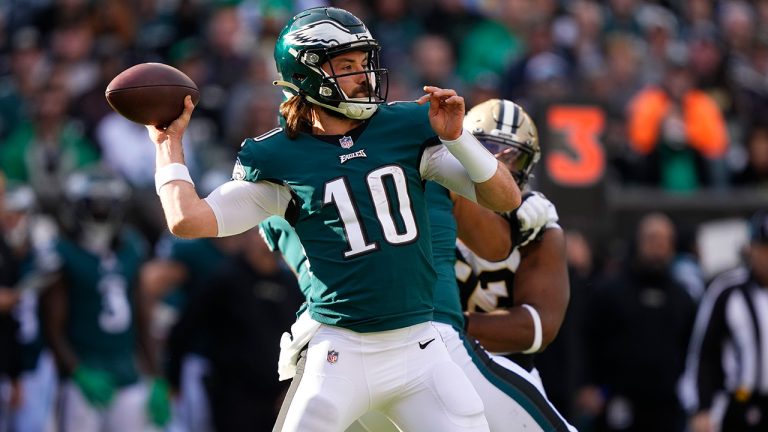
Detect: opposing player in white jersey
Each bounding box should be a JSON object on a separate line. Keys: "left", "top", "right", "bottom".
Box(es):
{"left": 456, "top": 99, "right": 570, "bottom": 397}
{"left": 441, "top": 99, "right": 573, "bottom": 431}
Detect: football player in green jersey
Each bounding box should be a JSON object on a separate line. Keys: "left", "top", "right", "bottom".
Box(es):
{"left": 1, "top": 183, "right": 58, "bottom": 432}
{"left": 261, "top": 100, "right": 575, "bottom": 432}
{"left": 146, "top": 6, "right": 520, "bottom": 431}
{"left": 39, "top": 169, "right": 170, "bottom": 431}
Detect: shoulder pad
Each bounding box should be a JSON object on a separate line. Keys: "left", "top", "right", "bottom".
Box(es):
{"left": 236, "top": 130, "right": 289, "bottom": 183}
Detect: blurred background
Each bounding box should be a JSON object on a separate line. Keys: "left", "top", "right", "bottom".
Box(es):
{"left": 0, "top": 0, "right": 766, "bottom": 431}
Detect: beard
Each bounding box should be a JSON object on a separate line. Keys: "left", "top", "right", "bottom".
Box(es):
{"left": 343, "top": 77, "right": 375, "bottom": 99}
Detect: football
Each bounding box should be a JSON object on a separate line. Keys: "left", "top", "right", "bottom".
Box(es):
{"left": 105, "top": 62, "right": 200, "bottom": 127}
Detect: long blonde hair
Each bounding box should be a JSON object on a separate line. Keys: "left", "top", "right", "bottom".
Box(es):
{"left": 279, "top": 95, "right": 313, "bottom": 139}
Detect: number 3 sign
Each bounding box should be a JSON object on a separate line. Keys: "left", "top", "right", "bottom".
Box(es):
{"left": 545, "top": 105, "right": 606, "bottom": 187}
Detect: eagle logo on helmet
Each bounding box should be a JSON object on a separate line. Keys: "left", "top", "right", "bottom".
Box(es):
{"left": 283, "top": 20, "right": 371, "bottom": 48}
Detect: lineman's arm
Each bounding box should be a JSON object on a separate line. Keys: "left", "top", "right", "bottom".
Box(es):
{"left": 466, "top": 228, "right": 569, "bottom": 353}
{"left": 417, "top": 86, "right": 520, "bottom": 212}
{"left": 40, "top": 275, "right": 78, "bottom": 375}
{"left": 451, "top": 193, "right": 511, "bottom": 261}
{"left": 148, "top": 96, "right": 291, "bottom": 238}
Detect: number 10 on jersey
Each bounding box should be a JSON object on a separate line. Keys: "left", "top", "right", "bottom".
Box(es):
{"left": 324, "top": 165, "right": 419, "bottom": 258}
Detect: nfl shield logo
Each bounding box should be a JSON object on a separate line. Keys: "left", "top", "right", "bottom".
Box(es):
{"left": 339, "top": 136, "right": 354, "bottom": 149}
{"left": 327, "top": 350, "right": 339, "bottom": 364}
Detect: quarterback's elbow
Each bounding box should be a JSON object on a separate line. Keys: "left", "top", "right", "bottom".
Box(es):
{"left": 167, "top": 219, "right": 195, "bottom": 239}
{"left": 162, "top": 197, "right": 218, "bottom": 239}
{"left": 166, "top": 214, "right": 207, "bottom": 239}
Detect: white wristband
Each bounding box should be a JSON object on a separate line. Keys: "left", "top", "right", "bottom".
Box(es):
{"left": 520, "top": 304, "right": 543, "bottom": 354}
{"left": 155, "top": 163, "right": 194, "bottom": 195}
{"left": 439, "top": 129, "right": 498, "bottom": 183}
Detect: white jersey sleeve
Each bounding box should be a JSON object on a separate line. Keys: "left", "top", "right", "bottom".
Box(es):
{"left": 204, "top": 180, "right": 293, "bottom": 237}
{"left": 419, "top": 145, "right": 477, "bottom": 202}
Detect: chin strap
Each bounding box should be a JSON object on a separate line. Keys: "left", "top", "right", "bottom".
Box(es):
{"left": 273, "top": 80, "right": 378, "bottom": 120}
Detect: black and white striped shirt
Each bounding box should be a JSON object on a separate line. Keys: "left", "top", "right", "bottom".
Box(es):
{"left": 679, "top": 267, "right": 768, "bottom": 413}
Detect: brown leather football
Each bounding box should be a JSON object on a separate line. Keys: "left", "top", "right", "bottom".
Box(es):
{"left": 105, "top": 63, "right": 200, "bottom": 127}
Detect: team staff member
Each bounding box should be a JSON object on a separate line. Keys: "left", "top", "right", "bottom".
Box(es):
{"left": 679, "top": 210, "right": 768, "bottom": 432}
{"left": 146, "top": 7, "right": 519, "bottom": 431}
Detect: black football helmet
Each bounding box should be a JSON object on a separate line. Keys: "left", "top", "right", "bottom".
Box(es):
{"left": 61, "top": 167, "right": 131, "bottom": 252}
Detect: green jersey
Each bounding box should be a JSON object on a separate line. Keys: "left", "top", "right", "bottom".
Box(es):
{"left": 51, "top": 229, "right": 147, "bottom": 386}
{"left": 238, "top": 102, "right": 438, "bottom": 332}
{"left": 259, "top": 216, "right": 312, "bottom": 300}
{"left": 424, "top": 182, "right": 465, "bottom": 330}
{"left": 259, "top": 183, "right": 467, "bottom": 331}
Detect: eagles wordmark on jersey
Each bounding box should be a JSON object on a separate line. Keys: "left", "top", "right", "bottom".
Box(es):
{"left": 239, "top": 101, "right": 440, "bottom": 333}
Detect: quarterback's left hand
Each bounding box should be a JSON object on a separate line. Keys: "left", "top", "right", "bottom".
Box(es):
{"left": 516, "top": 192, "right": 555, "bottom": 232}
{"left": 416, "top": 86, "right": 464, "bottom": 140}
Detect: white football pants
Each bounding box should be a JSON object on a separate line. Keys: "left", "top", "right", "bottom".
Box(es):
{"left": 348, "top": 323, "right": 577, "bottom": 432}
{"left": 434, "top": 323, "right": 577, "bottom": 432}
{"left": 14, "top": 351, "right": 57, "bottom": 432}
{"left": 58, "top": 380, "right": 149, "bottom": 432}
{"left": 274, "top": 321, "right": 489, "bottom": 432}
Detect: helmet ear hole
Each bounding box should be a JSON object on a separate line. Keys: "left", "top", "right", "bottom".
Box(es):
{"left": 292, "top": 73, "right": 307, "bottom": 82}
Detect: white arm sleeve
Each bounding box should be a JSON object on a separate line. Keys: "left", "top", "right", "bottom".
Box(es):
{"left": 203, "top": 180, "right": 293, "bottom": 237}
{"left": 419, "top": 145, "right": 478, "bottom": 202}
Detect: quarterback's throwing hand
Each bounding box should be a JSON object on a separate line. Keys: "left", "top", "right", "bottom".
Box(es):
{"left": 416, "top": 86, "right": 464, "bottom": 141}
{"left": 146, "top": 95, "right": 195, "bottom": 146}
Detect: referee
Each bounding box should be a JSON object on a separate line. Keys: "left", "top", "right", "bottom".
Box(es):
{"left": 679, "top": 210, "right": 768, "bottom": 432}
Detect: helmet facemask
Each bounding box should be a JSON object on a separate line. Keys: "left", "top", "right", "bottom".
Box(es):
{"left": 477, "top": 135, "right": 538, "bottom": 187}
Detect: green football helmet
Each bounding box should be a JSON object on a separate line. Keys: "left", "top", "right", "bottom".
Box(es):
{"left": 273, "top": 7, "right": 388, "bottom": 120}
{"left": 464, "top": 99, "right": 541, "bottom": 187}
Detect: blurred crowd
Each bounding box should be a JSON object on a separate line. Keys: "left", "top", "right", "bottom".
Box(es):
{"left": 0, "top": 0, "right": 767, "bottom": 431}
